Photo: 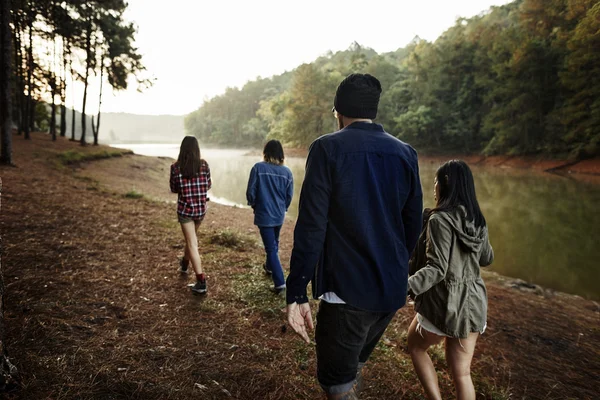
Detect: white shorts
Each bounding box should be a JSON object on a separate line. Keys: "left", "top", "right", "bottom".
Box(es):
{"left": 416, "top": 313, "right": 487, "bottom": 337}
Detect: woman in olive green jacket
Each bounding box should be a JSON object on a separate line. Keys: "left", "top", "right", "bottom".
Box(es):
{"left": 407, "top": 160, "right": 493, "bottom": 400}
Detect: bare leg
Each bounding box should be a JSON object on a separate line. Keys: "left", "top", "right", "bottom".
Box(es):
{"left": 445, "top": 332, "right": 478, "bottom": 400}
{"left": 180, "top": 221, "right": 202, "bottom": 275}
{"left": 407, "top": 315, "right": 444, "bottom": 400}
{"left": 183, "top": 243, "right": 190, "bottom": 265}
{"left": 183, "top": 220, "right": 202, "bottom": 265}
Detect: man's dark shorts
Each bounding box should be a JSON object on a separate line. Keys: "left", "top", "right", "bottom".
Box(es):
{"left": 315, "top": 301, "right": 396, "bottom": 394}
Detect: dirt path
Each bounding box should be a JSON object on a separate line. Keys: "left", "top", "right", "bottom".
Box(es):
{"left": 1, "top": 133, "right": 598, "bottom": 399}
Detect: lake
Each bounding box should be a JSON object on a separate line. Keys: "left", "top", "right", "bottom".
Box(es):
{"left": 113, "top": 143, "right": 600, "bottom": 301}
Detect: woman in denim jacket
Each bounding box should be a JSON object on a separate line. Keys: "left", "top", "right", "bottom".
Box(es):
{"left": 407, "top": 160, "right": 494, "bottom": 400}
{"left": 246, "top": 140, "right": 294, "bottom": 293}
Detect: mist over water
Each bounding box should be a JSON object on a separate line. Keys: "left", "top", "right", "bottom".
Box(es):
{"left": 114, "top": 144, "right": 600, "bottom": 300}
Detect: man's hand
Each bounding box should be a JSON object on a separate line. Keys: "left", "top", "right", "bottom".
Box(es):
{"left": 286, "top": 302, "right": 314, "bottom": 343}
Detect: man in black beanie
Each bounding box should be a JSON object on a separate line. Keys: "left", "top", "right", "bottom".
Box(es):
{"left": 286, "top": 73, "right": 423, "bottom": 399}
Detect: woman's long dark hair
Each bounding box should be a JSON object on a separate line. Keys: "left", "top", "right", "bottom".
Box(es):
{"left": 433, "top": 160, "right": 486, "bottom": 228}
{"left": 177, "top": 136, "right": 201, "bottom": 178}
{"left": 263, "top": 140, "right": 284, "bottom": 165}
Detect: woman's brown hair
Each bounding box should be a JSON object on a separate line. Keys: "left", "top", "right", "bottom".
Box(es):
{"left": 177, "top": 136, "right": 201, "bottom": 178}
{"left": 432, "top": 160, "right": 486, "bottom": 228}
{"left": 263, "top": 140, "right": 285, "bottom": 165}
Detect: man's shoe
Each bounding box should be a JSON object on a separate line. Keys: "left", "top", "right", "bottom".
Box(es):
{"left": 190, "top": 280, "right": 207, "bottom": 295}
{"left": 354, "top": 368, "right": 364, "bottom": 394}
{"left": 178, "top": 258, "right": 189, "bottom": 274}
{"left": 262, "top": 263, "right": 272, "bottom": 275}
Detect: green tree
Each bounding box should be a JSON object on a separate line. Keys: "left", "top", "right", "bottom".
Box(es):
{"left": 395, "top": 106, "right": 437, "bottom": 147}
{"left": 91, "top": 11, "right": 149, "bottom": 145}
{"left": 277, "top": 64, "right": 336, "bottom": 147}
{"left": 559, "top": 1, "right": 600, "bottom": 158}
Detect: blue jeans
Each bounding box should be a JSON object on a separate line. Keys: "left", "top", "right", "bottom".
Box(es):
{"left": 258, "top": 226, "right": 285, "bottom": 288}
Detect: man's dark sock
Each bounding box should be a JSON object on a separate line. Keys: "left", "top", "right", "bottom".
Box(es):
{"left": 196, "top": 273, "right": 206, "bottom": 282}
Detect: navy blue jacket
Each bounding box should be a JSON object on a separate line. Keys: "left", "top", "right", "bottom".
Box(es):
{"left": 246, "top": 161, "right": 294, "bottom": 227}
{"left": 286, "top": 122, "right": 423, "bottom": 312}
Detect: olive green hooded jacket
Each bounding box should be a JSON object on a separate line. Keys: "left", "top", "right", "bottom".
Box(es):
{"left": 408, "top": 207, "right": 494, "bottom": 338}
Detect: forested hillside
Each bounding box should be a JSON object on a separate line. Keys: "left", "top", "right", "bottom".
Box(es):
{"left": 185, "top": 0, "right": 600, "bottom": 159}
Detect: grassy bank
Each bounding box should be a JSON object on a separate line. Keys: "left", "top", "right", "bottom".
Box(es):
{"left": 1, "top": 132, "right": 598, "bottom": 399}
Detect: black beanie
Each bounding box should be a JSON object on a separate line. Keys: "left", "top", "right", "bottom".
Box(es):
{"left": 333, "top": 73, "right": 382, "bottom": 119}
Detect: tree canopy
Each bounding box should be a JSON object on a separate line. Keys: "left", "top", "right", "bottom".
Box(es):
{"left": 185, "top": 0, "right": 600, "bottom": 159}
{"left": 0, "top": 0, "right": 149, "bottom": 164}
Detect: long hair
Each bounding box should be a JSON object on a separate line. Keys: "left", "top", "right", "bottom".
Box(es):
{"left": 432, "top": 160, "right": 486, "bottom": 228}
{"left": 177, "top": 136, "right": 201, "bottom": 178}
{"left": 263, "top": 140, "right": 284, "bottom": 165}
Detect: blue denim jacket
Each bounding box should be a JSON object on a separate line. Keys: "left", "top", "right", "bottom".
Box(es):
{"left": 286, "top": 122, "right": 423, "bottom": 312}
{"left": 246, "top": 162, "right": 294, "bottom": 227}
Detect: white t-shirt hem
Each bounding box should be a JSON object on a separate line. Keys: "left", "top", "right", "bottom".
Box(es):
{"left": 319, "top": 292, "right": 346, "bottom": 304}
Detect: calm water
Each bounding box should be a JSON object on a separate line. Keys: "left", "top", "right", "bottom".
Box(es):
{"left": 114, "top": 144, "right": 600, "bottom": 300}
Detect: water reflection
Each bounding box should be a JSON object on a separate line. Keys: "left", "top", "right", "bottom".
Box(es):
{"left": 114, "top": 144, "right": 600, "bottom": 300}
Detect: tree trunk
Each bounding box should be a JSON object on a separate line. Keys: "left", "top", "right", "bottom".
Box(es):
{"left": 80, "top": 20, "right": 92, "bottom": 146}
{"left": 59, "top": 39, "right": 67, "bottom": 137}
{"left": 60, "top": 99, "right": 66, "bottom": 137}
{"left": 50, "top": 80, "right": 56, "bottom": 141}
{"left": 29, "top": 99, "right": 35, "bottom": 133}
{"left": 18, "top": 26, "right": 26, "bottom": 137}
{"left": 12, "top": 10, "right": 22, "bottom": 136}
{"left": 92, "top": 63, "right": 104, "bottom": 146}
{"left": 1, "top": 0, "right": 13, "bottom": 164}
{"left": 0, "top": 0, "right": 19, "bottom": 387}
{"left": 50, "top": 38, "right": 57, "bottom": 141}
{"left": 24, "top": 10, "right": 33, "bottom": 140}
{"left": 70, "top": 52, "right": 75, "bottom": 141}
{"left": 0, "top": 179, "right": 20, "bottom": 389}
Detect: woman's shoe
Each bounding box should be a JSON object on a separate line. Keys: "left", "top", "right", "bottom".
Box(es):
{"left": 190, "top": 280, "right": 207, "bottom": 294}
{"left": 178, "top": 258, "right": 189, "bottom": 274}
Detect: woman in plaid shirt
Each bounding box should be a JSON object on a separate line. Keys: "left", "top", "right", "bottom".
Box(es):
{"left": 170, "top": 136, "right": 212, "bottom": 294}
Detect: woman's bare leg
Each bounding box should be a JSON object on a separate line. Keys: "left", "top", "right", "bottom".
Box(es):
{"left": 180, "top": 221, "right": 202, "bottom": 275}
{"left": 407, "top": 316, "right": 444, "bottom": 400}
{"left": 445, "top": 332, "right": 479, "bottom": 400}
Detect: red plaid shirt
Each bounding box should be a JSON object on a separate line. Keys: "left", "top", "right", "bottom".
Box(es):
{"left": 170, "top": 160, "right": 212, "bottom": 219}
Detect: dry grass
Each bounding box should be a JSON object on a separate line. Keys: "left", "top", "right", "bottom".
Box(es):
{"left": 124, "top": 189, "right": 144, "bottom": 199}
{"left": 209, "top": 230, "right": 257, "bottom": 252}
{"left": 57, "top": 149, "right": 133, "bottom": 165}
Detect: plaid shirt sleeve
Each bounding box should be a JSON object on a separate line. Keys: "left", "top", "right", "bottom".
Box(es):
{"left": 169, "top": 164, "right": 180, "bottom": 193}
{"left": 205, "top": 161, "right": 212, "bottom": 191}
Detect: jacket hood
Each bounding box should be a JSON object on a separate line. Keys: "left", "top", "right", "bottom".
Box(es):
{"left": 437, "top": 206, "right": 486, "bottom": 253}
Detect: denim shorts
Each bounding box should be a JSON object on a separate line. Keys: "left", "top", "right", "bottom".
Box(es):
{"left": 178, "top": 214, "right": 203, "bottom": 224}
{"left": 315, "top": 301, "right": 396, "bottom": 395}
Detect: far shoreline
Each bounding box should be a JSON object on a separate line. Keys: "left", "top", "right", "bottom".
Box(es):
{"left": 280, "top": 148, "right": 600, "bottom": 180}
{"left": 117, "top": 141, "right": 600, "bottom": 184}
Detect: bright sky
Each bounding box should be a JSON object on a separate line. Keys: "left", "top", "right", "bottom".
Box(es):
{"left": 74, "top": 0, "right": 512, "bottom": 116}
